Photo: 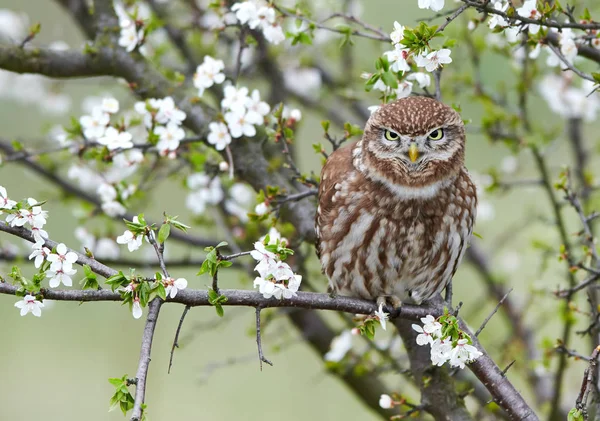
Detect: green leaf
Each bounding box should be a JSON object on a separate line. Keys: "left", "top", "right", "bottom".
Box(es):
{"left": 568, "top": 408, "right": 583, "bottom": 421}
{"left": 381, "top": 70, "right": 398, "bottom": 89}
{"left": 215, "top": 304, "right": 224, "bottom": 317}
{"left": 158, "top": 223, "right": 171, "bottom": 244}
{"left": 218, "top": 260, "right": 233, "bottom": 269}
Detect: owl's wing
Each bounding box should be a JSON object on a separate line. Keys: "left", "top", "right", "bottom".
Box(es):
{"left": 315, "top": 141, "right": 358, "bottom": 260}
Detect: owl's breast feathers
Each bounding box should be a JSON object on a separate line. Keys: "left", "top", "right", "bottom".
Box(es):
{"left": 315, "top": 141, "right": 477, "bottom": 303}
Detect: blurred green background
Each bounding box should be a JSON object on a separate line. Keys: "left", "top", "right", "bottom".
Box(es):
{"left": 1, "top": 0, "right": 599, "bottom": 420}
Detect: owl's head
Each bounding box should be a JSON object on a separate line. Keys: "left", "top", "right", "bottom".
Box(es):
{"left": 360, "top": 97, "right": 465, "bottom": 189}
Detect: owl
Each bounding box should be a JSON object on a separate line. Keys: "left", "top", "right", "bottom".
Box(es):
{"left": 315, "top": 96, "right": 477, "bottom": 308}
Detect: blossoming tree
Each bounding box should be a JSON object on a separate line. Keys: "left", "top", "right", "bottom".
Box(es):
{"left": 0, "top": 0, "right": 600, "bottom": 420}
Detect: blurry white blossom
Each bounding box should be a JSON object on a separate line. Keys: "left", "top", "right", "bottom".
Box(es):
{"left": 193, "top": 55, "right": 226, "bottom": 96}
{"left": 324, "top": 330, "right": 353, "bottom": 362}
{"left": 418, "top": 0, "right": 444, "bottom": 12}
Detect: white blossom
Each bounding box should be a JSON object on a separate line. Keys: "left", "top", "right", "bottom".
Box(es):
{"left": 225, "top": 109, "right": 256, "bottom": 138}
{"left": 415, "top": 49, "right": 452, "bottom": 72}
{"left": 102, "top": 201, "right": 127, "bottom": 217}
{"left": 379, "top": 394, "right": 393, "bottom": 409}
{"left": 155, "top": 122, "right": 185, "bottom": 155}
{"left": 80, "top": 109, "right": 110, "bottom": 140}
{"left": 132, "top": 297, "right": 143, "bottom": 319}
{"left": 488, "top": 2, "right": 509, "bottom": 28}
{"left": 430, "top": 338, "right": 453, "bottom": 366}
{"left": 390, "top": 21, "right": 405, "bottom": 45}
{"left": 14, "top": 295, "right": 44, "bottom": 317}
{"left": 374, "top": 303, "right": 389, "bottom": 331}
{"left": 413, "top": 323, "right": 436, "bottom": 346}
{"left": 324, "top": 330, "right": 353, "bottom": 362}
{"left": 448, "top": 339, "right": 482, "bottom": 369}
{"left": 116, "top": 229, "right": 143, "bottom": 252}
{"left": 28, "top": 242, "right": 51, "bottom": 268}
{"left": 118, "top": 19, "right": 143, "bottom": 52}
{"left": 418, "top": 0, "right": 445, "bottom": 12}
{"left": 477, "top": 200, "right": 495, "bottom": 222}
{"left": 97, "top": 183, "right": 118, "bottom": 203}
{"left": 517, "top": 0, "right": 542, "bottom": 34}
{"left": 101, "top": 98, "right": 120, "bottom": 114}
{"left": 244, "top": 89, "right": 270, "bottom": 125}
{"left": 384, "top": 44, "right": 411, "bottom": 73}
{"left": 231, "top": 2, "right": 259, "bottom": 27}
{"left": 221, "top": 85, "right": 249, "bottom": 113}
{"left": 164, "top": 277, "right": 188, "bottom": 298}
{"left": 98, "top": 127, "right": 134, "bottom": 150}
{"left": 6, "top": 199, "right": 47, "bottom": 229}
{"left": 254, "top": 201, "right": 269, "bottom": 215}
{"left": 0, "top": 9, "right": 29, "bottom": 42}
{"left": 185, "top": 173, "right": 224, "bottom": 214}
{"left": 407, "top": 72, "right": 431, "bottom": 89}
{"left": 207, "top": 121, "right": 232, "bottom": 151}
{"left": 260, "top": 227, "right": 288, "bottom": 246}
{"left": 47, "top": 243, "right": 78, "bottom": 272}
{"left": 193, "top": 55, "right": 226, "bottom": 96}
{"left": 396, "top": 81, "right": 413, "bottom": 99}
{"left": 155, "top": 97, "right": 186, "bottom": 125}
{"left": 251, "top": 241, "right": 277, "bottom": 264}
{"left": 94, "top": 238, "right": 120, "bottom": 260}
{"left": 47, "top": 266, "right": 77, "bottom": 288}
{"left": 0, "top": 186, "right": 16, "bottom": 211}
{"left": 262, "top": 23, "right": 285, "bottom": 44}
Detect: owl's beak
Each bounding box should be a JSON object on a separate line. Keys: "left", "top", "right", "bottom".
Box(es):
{"left": 408, "top": 143, "right": 419, "bottom": 163}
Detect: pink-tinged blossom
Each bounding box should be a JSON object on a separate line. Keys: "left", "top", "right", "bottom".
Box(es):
{"left": 132, "top": 297, "right": 143, "bottom": 319}
{"left": 14, "top": 295, "right": 44, "bottom": 317}
{"left": 47, "top": 243, "right": 78, "bottom": 272}
{"left": 47, "top": 266, "right": 77, "bottom": 288}
{"left": 0, "top": 186, "right": 16, "bottom": 210}
{"left": 517, "top": 0, "right": 542, "bottom": 34}
{"left": 164, "top": 277, "right": 188, "bottom": 299}
{"left": 29, "top": 242, "right": 51, "bottom": 268}
{"left": 449, "top": 339, "right": 483, "bottom": 369}
{"left": 415, "top": 49, "right": 452, "bottom": 72}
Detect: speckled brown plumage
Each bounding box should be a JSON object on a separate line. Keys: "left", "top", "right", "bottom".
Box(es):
{"left": 315, "top": 97, "right": 477, "bottom": 305}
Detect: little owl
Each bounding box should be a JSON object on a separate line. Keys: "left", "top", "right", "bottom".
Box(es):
{"left": 315, "top": 96, "right": 477, "bottom": 307}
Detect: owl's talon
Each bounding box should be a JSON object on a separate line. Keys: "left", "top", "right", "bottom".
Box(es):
{"left": 376, "top": 295, "right": 402, "bottom": 311}
{"left": 327, "top": 285, "right": 338, "bottom": 299}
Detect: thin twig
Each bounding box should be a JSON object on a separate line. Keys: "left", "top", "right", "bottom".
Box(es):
{"left": 168, "top": 305, "right": 191, "bottom": 374}
{"left": 131, "top": 299, "right": 162, "bottom": 421}
{"left": 475, "top": 288, "right": 513, "bottom": 337}
{"left": 255, "top": 307, "right": 273, "bottom": 370}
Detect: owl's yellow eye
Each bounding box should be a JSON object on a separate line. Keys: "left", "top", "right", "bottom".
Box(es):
{"left": 384, "top": 130, "right": 400, "bottom": 141}
{"left": 428, "top": 129, "right": 444, "bottom": 141}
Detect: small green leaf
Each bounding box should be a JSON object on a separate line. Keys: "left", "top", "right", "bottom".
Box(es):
{"left": 381, "top": 70, "right": 398, "bottom": 89}
{"left": 568, "top": 408, "right": 583, "bottom": 421}
{"left": 158, "top": 223, "right": 171, "bottom": 244}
